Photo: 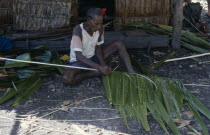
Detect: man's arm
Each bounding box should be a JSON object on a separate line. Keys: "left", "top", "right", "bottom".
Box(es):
{"left": 95, "top": 26, "right": 107, "bottom": 66}
{"left": 95, "top": 45, "right": 106, "bottom": 66}
{"left": 75, "top": 51, "right": 112, "bottom": 75}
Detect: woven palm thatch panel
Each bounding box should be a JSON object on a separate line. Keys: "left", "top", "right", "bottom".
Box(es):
{"left": 115, "top": 0, "right": 172, "bottom": 25}
{"left": 13, "top": 0, "right": 73, "bottom": 31}
{"left": 0, "top": 0, "right": 13, "bottom": 24}
{"left": 116, "top": 16, "right": 171, "bottom": 25}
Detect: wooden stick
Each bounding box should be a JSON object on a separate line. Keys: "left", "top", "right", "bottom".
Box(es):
{"left": 184, "top": 17, "right": 204, "bottom": 35}
{"left": 165, "top": 53, "right": 210, "bottom": 62}
{"left": 35, "top": 125, "right": 78, "bottom": 135}
{"left": 184, "top": 84, "right": 210, "bottom": 87}
{"left": 0, "top": 57, "right": 97, "bottom": 71}
{"left": 67, "top": 107, "right": 116, "bottom": 111}
{"left": 71, "top": 124, "right": 90, "bottom": 135}
{"left": 0, "top": 115, "right": 122, "bottom": 122}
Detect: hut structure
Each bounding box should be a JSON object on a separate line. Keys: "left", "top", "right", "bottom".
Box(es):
{"left": 5, "top": 0, "right": 183, "bottom": 49}
{"left": 77, "top": 0, "right": 172, "bottom": 25}
{"left": 10, "top": 0, "right": 173, "bottom": 31}
{"left": 75, "top": 0, "right": 181, "bottom": 48}
{"left": 0, "top": 0, "right": 13, "bottom": 25}
{"left": 115, "top": 0, "right": 172, "bottom": 25}
{"left": 13, "top": 0, "right": 73, "bottom": 31}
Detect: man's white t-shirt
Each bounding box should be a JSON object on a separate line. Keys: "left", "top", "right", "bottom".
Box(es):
{"left": 70, "top": 23, "right": 104, "bottom": 62}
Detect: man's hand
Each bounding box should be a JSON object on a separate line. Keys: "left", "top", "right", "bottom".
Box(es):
{"left": 97, "top": 65, "right": 112, "bottom": 75}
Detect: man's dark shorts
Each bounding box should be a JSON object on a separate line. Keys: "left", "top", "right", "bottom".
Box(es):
{"left": 70, "top": 55, "right": 99, "bottom": 68}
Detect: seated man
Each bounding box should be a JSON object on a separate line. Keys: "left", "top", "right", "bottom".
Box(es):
{"left": 63, "top": 8, "right": 135, "bottom": 86}
{"left": 198, "top": 0, "right": 210, "bottom": 35}
{"left": 204, "top": 0, "right": 210, "bottom": 33}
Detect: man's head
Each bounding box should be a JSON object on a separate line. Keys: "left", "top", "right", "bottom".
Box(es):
{"left": 86, "top": 8, "right": 103, "bottom": 32}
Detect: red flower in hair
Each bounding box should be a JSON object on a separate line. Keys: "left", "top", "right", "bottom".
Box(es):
{"left": 101, "top": 8, "right": 107, "bottom": 15}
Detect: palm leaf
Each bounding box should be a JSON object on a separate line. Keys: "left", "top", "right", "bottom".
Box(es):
{"left": 186, "top": 92, "right": 210, "bottom": 120}
{"left": 103, "top": 71, "right": 210, "bottom": 134}
{"left": 33, "top": 50, "right": 52, "bottom": 62}
{"left": 131, "top": 51, "right": 176, "bottom": 75}
{"left": 0, "top": 74, "right": 39, "bottom": 104}
{"left": 125, "top": 22, "right": 210, "bottom": 50}
{"left": 181, "top": 42, "right": 210, "bottom": 54}
{"left": 51, "top": 50, "right": 64, "bottom": 74}
{"left": 0, "top": 45, "right": 62, "bottom": 104}
{"left": 147, "top": 104, "right": 169, "bottom": 134}
{"left": 0, "top": 79, "right": 24, "bottom": 88}
{"left": 188, "top": 103, "right": 209, "bottom": 135}
{"left": 16, "top": 69, "right": 51, "bottom": 79}
{"left": 147, "top": 51, "right": 176, "bottom": 73}
{"left": 130, "top": 57, "right": 149, "bottom": 75}
{"left": 11, "top": 77, "right": 43, "bottom": 106}
{"left": 0, "top": 53, "right": 31, "bottom": 69}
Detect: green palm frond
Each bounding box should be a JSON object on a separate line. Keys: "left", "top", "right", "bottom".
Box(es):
{"left": 0, "top": 53, "right": 31, "bottom": 69}
{"left": 0, "top": 45, "right": 63, "bottom": 106}
{"left": 126, "top": 22, "right": 210, "bottom": 52}
{"left": 103, "top": 71, "right": 210, "bottom": 135}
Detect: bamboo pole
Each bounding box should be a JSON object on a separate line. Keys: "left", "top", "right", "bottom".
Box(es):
{"left": 0, "top": 57, "right": 97, "bottom": 71}
{"left": 172, "top": 0, "right": 184, "bottom": 49}
{"left": 165, "top": 53, "right": 210, "bottom": 62}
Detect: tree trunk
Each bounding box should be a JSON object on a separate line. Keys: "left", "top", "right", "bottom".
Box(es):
{"left": 172, "top": 0, "right": 184, "bottom": 49}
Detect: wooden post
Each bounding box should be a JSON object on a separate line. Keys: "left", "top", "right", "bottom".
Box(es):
{"left": 172, "top": 0, "right": 184, "bottom": 49}
{"left": 70, "top": 0, "right": 79, "bottom": 23}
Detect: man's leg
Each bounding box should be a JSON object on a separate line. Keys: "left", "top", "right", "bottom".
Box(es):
{"left": 63, "top": 67, "right": 101, "bottom": 86}
{"left": 63, "top": 40, "right": 134, "bottom": 86}
{"left": 102, "top": 40, "right": 135, "bottom": 73}
{"left": 74, "top": 71, "right": 101, "bottom": 82}
{"left": 63, "top": 68, "right": 81, "bottom": 86}
{"left": 72, "top": 39, "right": 135, "bottom": 83}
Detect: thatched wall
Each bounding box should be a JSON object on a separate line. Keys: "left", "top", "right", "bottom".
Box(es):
{"left": 115, "top": 0, "right": 172, "bottom": 25}
{"left": 0, "top": 0, "right": 13, "bottom": 24}
{"left": 13, "top": 0, "right": 73, "bottom": 31}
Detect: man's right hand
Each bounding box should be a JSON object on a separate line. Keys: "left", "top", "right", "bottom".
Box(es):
{"left": 98, "top": 65, "right": 112, "bottom": 75}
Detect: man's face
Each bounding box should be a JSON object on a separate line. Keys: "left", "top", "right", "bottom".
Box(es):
{"left": 88, "top": 15, "right": 103, "bottom": 32}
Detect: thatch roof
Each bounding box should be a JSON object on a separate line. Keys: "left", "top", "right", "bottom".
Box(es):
{"left": 115, "top": 0, "right": 172, "bottom": 25}
{"left": 0, "top": 0, "right": 13, "bottom": 24}
{"left": 13, "top": 0, "right": 73, "bottom": 31}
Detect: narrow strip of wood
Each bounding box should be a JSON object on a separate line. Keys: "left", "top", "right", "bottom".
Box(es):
{"left": 0, "top": 57, "right": 97, "bottom": 71}
{"left": 165, "top": 53, "right": 210, "bottom": 62}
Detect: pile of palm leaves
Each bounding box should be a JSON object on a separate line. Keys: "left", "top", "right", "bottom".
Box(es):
{"left": 0, "top": 45, "right": 64, "bottom": 106}
{"left": 103, "top": 72, "right": 210, "bottom": 135}
{"left": 127, "top": 22, "right": 210, "bottom": 53}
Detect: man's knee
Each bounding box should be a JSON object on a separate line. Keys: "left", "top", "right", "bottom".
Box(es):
{"left": 113, "top": 40, "right": 126, "bottom": 50}
{"left": 63, "top": 72, "right": 73, "bottom": 85}
{"left": 62, "top": 69, "right": 79, "bottom": 85}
